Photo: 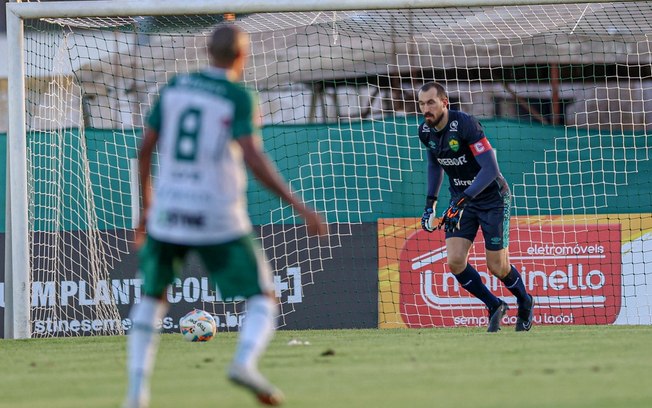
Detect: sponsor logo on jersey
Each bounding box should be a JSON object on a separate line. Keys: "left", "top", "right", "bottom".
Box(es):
{"left": 428, "top": 141, "right": 437, "bottom": 150}
{"left": 395, "top": 222, "right": 621, "bottom": 327}
{"left": 449, "top": 120, "right": 458, "bottom": 132}
{"left": 437, "top": 155, "right": 467, "bottom": 166}
{"left": 164, "top": 210, "right": 205, "bottom": 227}
{"left": 453, "top": 178, "right": 474, "bottom": 186}
{"left": 448, "top": 137, "right": 460, "bottom": 152}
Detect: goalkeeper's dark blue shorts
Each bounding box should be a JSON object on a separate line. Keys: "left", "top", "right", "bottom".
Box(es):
{"left": 444, "top": 191, "right": 511, "bottom": 251}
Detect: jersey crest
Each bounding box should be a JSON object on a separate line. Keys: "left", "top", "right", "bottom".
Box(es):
{"left": 448, "top": 137, "right": 460, "bottom": 152}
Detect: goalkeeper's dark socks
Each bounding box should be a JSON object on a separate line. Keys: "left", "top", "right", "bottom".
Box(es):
{"left": 501, "top": 265, "right": 530, "bottom": 307}
{"left": 454, "top": 263, "right": 502, "bottom": 310}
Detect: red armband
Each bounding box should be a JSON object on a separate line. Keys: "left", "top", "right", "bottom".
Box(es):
{"left": 470, "top": 137, "right": 492, "bottom": 156}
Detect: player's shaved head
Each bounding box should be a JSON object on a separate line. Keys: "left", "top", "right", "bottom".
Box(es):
{"left": 208, "top": 24, "right": 248, "bottom": 67}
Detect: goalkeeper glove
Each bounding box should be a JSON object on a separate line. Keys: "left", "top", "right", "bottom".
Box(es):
{"left": 439, "top": 195, "right": 469, "bottom": 232}
{"left": 421, "top": 196, "right": 437, "bottom": 232}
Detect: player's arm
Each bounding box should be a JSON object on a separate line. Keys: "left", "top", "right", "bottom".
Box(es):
{"left": 237, "top": 135, "right": 327, "bottom": 237}
{"left": 422, "top": 150, "right": 444, "bottom": 232}
{"left": 234, "top": 87, "right": 326, "bottom": 236}
{"left": 133, "top": 87, "right": 165, "bottom": 247}
{"left": 439, "top": 145, "right": 498, "bottom": 232}
{"left": 426, "top": 149, "right": 444, "bottom": 206}
{"left": 462, "top": 137, "right": 500, "bottom": 199}
{"left": 135, "top": 126, "right": 159, "bottom": 247}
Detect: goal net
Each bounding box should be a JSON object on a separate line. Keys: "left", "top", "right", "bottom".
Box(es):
{"left": 4, "top": 0, "right": 652, "bottom": 338}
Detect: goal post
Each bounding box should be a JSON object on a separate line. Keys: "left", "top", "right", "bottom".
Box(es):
{"left": 5, "top": 0, "right": 651, "bottom": 339}
{"left": 5, "top": 3, "right": 30, "bottom": 339}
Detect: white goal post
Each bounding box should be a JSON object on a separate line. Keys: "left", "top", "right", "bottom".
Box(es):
{"left": 5, "top": 0, "right": 651, "bottom": 339}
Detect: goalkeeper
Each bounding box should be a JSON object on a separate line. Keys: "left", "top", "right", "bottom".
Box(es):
{"left": 417, "top": 82, "right": 534, "bottom": 333}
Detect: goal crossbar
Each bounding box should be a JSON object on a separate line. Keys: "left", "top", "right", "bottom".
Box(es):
{"left": 7, "top": 0, "right": 642, "bottom": 19}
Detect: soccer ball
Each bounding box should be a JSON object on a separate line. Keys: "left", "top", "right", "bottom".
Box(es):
{"left": 179, "top": 309, "right": 217, "bottom": 342}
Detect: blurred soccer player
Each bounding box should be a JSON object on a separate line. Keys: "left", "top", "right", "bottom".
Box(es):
{"left": 123, "top": 23, "right": 327, "bottom": 408}
{"left": 417, "top": 82, "right": 534, "bottom": 333}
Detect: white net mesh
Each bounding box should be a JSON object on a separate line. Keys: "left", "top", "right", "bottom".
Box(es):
{"left": 11, "top": 1, "right": 652, "bottom": 336}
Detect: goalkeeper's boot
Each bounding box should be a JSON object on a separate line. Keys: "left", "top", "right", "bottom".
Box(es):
{"left": 515, "top": 294, "right": 535, "bottom": 332}
{"left": 487, "top": 300, "right": 509, "bottom": 333}
{"left": 228, "top": 364, "right": 285, "bottom": 406}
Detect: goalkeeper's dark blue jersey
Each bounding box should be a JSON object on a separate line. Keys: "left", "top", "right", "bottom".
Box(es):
{"left": 418, "top": 110, "right": 509, "bottom": 202}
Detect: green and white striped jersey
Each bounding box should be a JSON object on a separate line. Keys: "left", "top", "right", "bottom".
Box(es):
{"left": 145, "top": 67, "right": 258, "bottom": 245}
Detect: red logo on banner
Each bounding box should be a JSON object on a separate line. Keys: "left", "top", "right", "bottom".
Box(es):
{"left": 398, "top": 223, "right": 622, "bottom": 327}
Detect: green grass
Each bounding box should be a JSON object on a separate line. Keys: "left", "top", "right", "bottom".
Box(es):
{"left": 1, "top": 326, "right": 651, "bottom": 408}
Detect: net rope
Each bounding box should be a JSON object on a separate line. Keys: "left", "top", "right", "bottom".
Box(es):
{"left": 15, "top": 2, "right": 652, "bottom": 335}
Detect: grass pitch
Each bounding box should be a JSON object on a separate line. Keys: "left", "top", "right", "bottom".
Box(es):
{"left": 1, "top": 325, "right": 651, "bottom": 408}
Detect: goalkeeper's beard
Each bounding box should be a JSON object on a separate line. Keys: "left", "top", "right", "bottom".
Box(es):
{"left": 425, "top": 112, "right": 445, "bottom": 129}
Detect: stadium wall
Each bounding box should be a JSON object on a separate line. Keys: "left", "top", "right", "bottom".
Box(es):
{"left": 1, "top": 116, "right": 651, "bottom": 232}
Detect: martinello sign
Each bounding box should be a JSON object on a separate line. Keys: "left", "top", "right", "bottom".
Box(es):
{"left": 403, "top": 224, "right": 620, "bottom": 327}
{"left": 377, "top": 216, "right": 641, "bottom": 328}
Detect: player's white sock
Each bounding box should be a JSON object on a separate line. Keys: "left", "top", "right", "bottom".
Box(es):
{"left": 125, "top": 296, "right": 168, "bottom": 408}
{"left": 232, "top": 295, "right": 277, "bottom": 370}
